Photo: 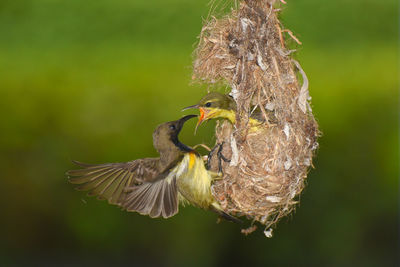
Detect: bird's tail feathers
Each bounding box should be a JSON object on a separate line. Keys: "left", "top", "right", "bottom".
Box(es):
{"left": 210, "top": 203, "right": 242, "bottom": 224}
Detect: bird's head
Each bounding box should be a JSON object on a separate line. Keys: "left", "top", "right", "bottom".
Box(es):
{"left": 182, "top": 92, "right": 236, "bottom": 133}
{"left": 153, "top": 115, "right": 197, "bottom": 152}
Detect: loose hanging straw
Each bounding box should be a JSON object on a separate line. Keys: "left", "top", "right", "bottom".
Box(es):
{"left": 192, "top": 0, "right": 320, "bottom": 235}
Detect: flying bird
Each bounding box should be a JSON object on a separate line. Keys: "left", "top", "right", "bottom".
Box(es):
{"left": 67, "top": 115, "right": 239, "bottom": 222}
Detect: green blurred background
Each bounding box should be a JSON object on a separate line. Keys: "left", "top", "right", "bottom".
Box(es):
{"left": 0, "top": 0, "right": 398, "bottom": 266}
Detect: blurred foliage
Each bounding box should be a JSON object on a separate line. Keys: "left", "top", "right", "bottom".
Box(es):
{"left": 0, "top": 0, "right": 398, "bottom": 266}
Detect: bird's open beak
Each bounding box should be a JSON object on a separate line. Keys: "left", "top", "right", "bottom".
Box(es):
{"left": 183, "top": 104, "right": 201, "bottom": 134}
{"left": 182, "top": 104, "right": 209, "bottom": 134}
{"left": 194, "top": 107, "right": 209, "bottom": 134}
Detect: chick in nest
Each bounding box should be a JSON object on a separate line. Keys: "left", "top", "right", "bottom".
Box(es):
{"left": 183, "top": 92, "right": 276, "bottom": 133}
{"left": 183, "top": 92, "right": 276, "bottom": 173}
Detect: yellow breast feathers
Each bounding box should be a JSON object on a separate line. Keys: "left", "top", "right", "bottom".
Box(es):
{"left": 174, "top": 153, "right": 215, "bottom": 209}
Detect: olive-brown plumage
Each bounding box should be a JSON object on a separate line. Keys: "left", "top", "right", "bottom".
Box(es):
{"left": 67, "top": 115, "right": 239, "bottom": 222}
{"left": 67, "top": 115, "right": 197, "bottom": 218}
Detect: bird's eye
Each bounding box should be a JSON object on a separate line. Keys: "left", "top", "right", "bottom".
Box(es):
{"left": 205, "top": 102, "right": 212, "bottom": 107}
{"left": 169, "top": 125, "right": 176, "bottom": 130}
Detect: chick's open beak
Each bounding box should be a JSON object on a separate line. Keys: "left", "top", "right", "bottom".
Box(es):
{"left": 182, "top": 104, "right": 209, "bottom": 134}
{"left": 194, "top": 107, "right": 208, "bottom": 134}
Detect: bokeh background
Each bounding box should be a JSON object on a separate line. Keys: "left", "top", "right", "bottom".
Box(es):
{"left": 0, "top": 0, "right": 398, "bottom": 266}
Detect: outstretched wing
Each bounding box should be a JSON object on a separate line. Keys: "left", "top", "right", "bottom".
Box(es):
{"left": 66, "top": 158, "right": 160, "bottom": 205}
{"left": 121, "top": 172, "right": 179, "bottom": 219}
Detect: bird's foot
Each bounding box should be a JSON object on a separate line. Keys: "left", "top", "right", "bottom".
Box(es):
{"left": 216, "top": 142, "right": 230, "bottom": 173}
{"left": 217, "top": 142, "right": 230, "bottom": 163}
{"left": 207, "top": 141, "right": 231, "bottom": 173}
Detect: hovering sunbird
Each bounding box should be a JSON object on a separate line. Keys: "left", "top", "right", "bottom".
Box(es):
{"left": 67, "top": 115, "right": 239, "bottom": 222}
{"left": 183, "top": 92, "right": 276, "bottom": 132}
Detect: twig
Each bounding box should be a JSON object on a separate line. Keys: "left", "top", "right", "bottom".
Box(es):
{"left": 282, "top": 29, "right": 302, "bottom": 45}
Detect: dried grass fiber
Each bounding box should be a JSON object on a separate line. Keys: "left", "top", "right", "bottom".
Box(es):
{"left": 192, "top": 0, "right": 319, "bottom": 234}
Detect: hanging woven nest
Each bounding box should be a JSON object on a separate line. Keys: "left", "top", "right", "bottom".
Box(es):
{"left": 192, "top": 0, "right": 319, "bottom": 235}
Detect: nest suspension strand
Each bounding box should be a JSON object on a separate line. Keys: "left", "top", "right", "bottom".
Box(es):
{"left": 192, "top": 0, "right": 319, "bottom": 235}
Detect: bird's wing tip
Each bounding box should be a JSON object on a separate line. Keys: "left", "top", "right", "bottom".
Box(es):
{"left": 71, "top": 160, "right": 89, "bottom": 167}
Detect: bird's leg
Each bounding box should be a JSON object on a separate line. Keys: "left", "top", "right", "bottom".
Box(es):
{"left": 206, "top": 144, "right": 220, "bottom": 170}
{"left": 207, "top": 142, "right": 231, "bottom": 174}
{"left": 206, "top": 144, "right": 223, "bottom": 180}
{"left": 217, "top": 142, "right": 231, "bottom": 163}
{"left": 216, "top": 141, "right": 231, "bottom": 174}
